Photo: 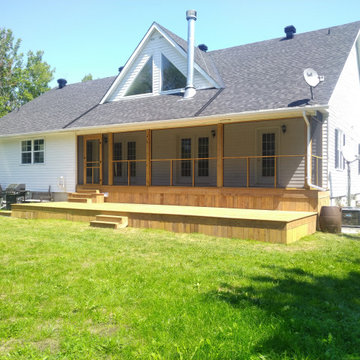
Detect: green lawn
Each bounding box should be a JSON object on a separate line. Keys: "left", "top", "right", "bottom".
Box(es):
{"left": 0, "top": 217, "right": 359, "bottom": 359}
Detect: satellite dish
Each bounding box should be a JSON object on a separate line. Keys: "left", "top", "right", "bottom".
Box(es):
{"left": 342, "top": 145, "right": 357, "bottom": 163}
{"left": 304, "top": 68, "right": 320, "bottom": 87}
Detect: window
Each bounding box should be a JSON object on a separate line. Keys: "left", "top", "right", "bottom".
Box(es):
{"left": 125, "top": 57, "right": 153, "bottom": 96}
{"left": 21, "top": 140, "right": 32, "bottom": 164}
{"left": 198, "top": 137, "right": 209, "bottom": 177}
{"left": 262, "top": 133, "right": 275, "bottom": 177}
{"left": 21, "top": 139, "right": 44, "bottom": 164}
{"left": 113, "top": 141, "right": 122, "bottom": 177}
{"left": 127, "top": 141, "right": 136, "bottom": 177}
{"left": 181, "top": 138, "right": 191, "bottom": 177}
{"left": 33, "top": 139, "right": 45, "bottom": 163}
{"left": 161, "top": 55, "right": 187, "bottom": 91}
{"left": 335, "top": 129, "right": 345, "bottom": 170}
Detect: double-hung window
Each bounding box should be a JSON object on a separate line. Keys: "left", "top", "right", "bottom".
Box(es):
{"left": 21, "top": 139, "right": 44, "bottom": 164}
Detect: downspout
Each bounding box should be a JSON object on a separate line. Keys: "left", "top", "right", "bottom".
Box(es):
{"left": 184, "top": 10, "right": 197, "bottom": 99}
{"left": 303, "top": 111, "right": 327, "bottom": 191}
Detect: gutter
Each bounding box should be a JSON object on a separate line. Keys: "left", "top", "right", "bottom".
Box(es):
{"left": 0, "top": 104, "right": 328, "bottom": 139}
{"left": 302, "top": 110, "right": 327, "bottom": 191}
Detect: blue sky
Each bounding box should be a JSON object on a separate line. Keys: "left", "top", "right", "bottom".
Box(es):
{"left": 1, "top": 0, "right": 360, "bottom": 87}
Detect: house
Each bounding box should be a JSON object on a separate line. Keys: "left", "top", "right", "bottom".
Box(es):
{"left": 1, "top": 12, "right": 360, "bottom": 213}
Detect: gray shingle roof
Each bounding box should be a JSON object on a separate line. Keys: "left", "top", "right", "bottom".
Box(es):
{"left": 1, "top": 21, "right": 359, "bottom": 136}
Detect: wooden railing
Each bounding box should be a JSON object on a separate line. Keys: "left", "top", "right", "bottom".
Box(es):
{"left": 110, "top": 154, "right": 323, "bottom": 188}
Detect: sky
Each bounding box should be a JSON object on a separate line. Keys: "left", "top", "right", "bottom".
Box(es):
{"left": 1, "top": 0, "right": 360, "bottom": 87}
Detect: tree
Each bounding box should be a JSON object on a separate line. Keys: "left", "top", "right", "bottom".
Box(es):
{"left": 0, "top": 28, "right": 54, "bottom": 117}
{"left": 81, "top": 74, "right": 93, "bottom": 82}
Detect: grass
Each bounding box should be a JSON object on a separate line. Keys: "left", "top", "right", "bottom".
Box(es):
{"left": 0, "top": 217, "right": 359, "bottom": 359}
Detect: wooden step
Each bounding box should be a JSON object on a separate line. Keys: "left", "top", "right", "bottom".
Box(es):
{"left": 68, "top": 192, "right": 95, "bottom": 198}
{"left": 96, "top": 215, "right": 128, "bottom": 228}
{"left": 68, "top": 198, "right": 92, "bottom": 203}
{"left": 0, "top": 210, "right": 12, "bottom": 217}
{"left": 76, "top": 189, "right": 100, "bottom": 194}
{"left": 90, "top": 220, "right": 120, "bottom": 229}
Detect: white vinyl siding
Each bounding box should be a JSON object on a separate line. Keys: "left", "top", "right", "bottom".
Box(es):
{"left": 328, "top": 38, "right": 360, "bottom": 200}
{"left": 0, "top": 132, "right": 76, "bottom": 193}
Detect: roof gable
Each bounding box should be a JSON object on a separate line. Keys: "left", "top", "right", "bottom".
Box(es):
{"left": 100, "top": 23, "right": 219, "bottom": 103}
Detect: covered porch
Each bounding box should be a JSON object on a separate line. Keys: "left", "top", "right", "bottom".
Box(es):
{"left": 76, "top": 114, "right": 328, "bottom": 212}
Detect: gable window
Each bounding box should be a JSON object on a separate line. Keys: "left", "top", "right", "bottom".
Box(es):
{"left": 21, "top": 139, "right": 44, "bottom": 164}
{"left": 161, "top": 54, "right": 187, "bottom": 91}
{"left": 335, "top": 129, "right": 345, "bottom": 170}
{"left": 125, "top": 57, "right": 153, "bottom": 96}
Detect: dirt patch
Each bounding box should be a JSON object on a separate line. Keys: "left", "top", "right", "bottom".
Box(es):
{"left": 33, "top": 338, "right": 60, "bottom": 353}
{"left": 89, "top": 325, "right": 120, "bottom": 336}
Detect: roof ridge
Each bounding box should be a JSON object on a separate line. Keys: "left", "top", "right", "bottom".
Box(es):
{"left": 208, "top": 20, "right": 360, "bottom": 54}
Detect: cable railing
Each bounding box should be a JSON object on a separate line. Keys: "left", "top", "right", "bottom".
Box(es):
{"left": 108, "top": 154, "right": 323, "bottom": 188}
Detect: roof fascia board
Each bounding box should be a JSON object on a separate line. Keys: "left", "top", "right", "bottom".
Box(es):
{"left": 0, "top": 105, "right": 328, "bottom": 139}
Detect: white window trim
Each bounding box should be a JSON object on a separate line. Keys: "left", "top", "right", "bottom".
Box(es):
{"left": 20, "top": 138, "right": 45, "bottom": 165}
{"left": 335, "top": 128, "right": 345, "bottom": 171}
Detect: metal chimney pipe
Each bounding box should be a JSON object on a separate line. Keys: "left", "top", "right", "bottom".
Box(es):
{"left": 184, "top": 9, "right": 197, "bottom": 99}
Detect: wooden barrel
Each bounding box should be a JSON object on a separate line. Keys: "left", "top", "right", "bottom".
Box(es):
{"left": 319, "top": 206, "right": 342, "bottom": 233}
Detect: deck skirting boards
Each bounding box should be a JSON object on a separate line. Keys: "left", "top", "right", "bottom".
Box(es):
{"left": 11, "top": 203, "right": 317, "bottom": 244}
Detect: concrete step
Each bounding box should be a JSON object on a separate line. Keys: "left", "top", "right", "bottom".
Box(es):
{"left": 90, "top": 220, "right": 120, "bottom": 229}
{"left": 68, "top": 198, "right": 92, "bottom": 203}
{"left": 96, "top": 214, "right": 128, "bottom": 228}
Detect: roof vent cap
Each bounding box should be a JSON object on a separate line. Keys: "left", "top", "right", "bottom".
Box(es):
{"left": 57, "top": 78, "right": 67, "bottom": 89}
{"left": 284, "top": 25, "right": 296, "bottom": 39}
{"left": 198, "top": 44, "right": 208, "bottom": 52}
{"left": 186, "top": 9, "right": 197, "bottom": 20}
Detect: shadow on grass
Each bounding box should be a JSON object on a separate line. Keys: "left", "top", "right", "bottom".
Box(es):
{"left": 341, "top": 232, "right": 360, "bottom": 241}
{"left": 208, "top": 267, "right": 360, "bottom": 359}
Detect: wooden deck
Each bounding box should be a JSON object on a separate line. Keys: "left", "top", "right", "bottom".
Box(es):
{"left": 11, "top": 202, "right": 317, "bottom": 244}
{"left": 77, "top": 185, "right": 330, "bottom": 213}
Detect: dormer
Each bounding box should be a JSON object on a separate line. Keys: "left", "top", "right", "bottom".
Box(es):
{"left": 100, "top": 23, "right": 220, "bottom": 104}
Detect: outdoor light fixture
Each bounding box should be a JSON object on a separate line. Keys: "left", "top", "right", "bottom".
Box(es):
{"left": 211, "top": 130, "right": 216, "bottom": 137}
{"left": 281, "top": 125, "right": 287, "bottom": 134}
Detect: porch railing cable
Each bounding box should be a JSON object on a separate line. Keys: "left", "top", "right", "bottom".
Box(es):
{"left": 109, "top": 154, "right": 323, "bottom": 188}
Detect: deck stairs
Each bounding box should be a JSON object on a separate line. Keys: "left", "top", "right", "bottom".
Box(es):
{"left": 0, "top": 210, "right": 12, "bottom": 217}
{"left": 68, "top": 189, "right": 104, "bottom": 204}
{"left": 90, "top": 214, "right": 128, "bottom": 230}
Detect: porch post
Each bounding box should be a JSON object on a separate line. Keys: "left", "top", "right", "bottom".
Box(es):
{"left": 146, "top": 129, "right": 152, "bottom": 186}
{"left": 217, "top": 123, "right": 224, "bottom": 187}
{"left": 108, "top": 132, "right": 113, "bottom": 186}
